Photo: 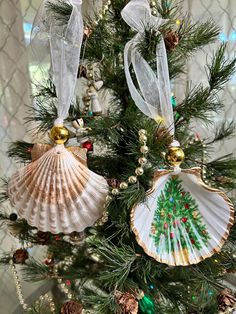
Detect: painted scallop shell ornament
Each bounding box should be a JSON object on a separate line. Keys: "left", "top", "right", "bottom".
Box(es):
{"left": 131, "top": 167, "right": 234, "bottom": 266}
{"left": 8, "top": 142, "right": 108, "bottom": 234}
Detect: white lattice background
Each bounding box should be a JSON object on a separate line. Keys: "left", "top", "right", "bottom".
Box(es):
{"left": 0, "top": 0, "right": 236, "bottom": 312}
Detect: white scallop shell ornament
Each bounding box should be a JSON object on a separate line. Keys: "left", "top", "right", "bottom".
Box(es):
{"left": 8, "top": 143, "right": 109, "bottom": 234}
{"left": 131, "top": 168, "right": 234, "bottom": 266}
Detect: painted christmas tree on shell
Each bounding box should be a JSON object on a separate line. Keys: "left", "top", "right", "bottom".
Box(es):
{"left": 150, "top": 176, "right": 211, "bottom": 256}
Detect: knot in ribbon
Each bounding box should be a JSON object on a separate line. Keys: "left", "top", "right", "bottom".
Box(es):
{"left": 121, "top": 0, "right": 175, "bottom": 136}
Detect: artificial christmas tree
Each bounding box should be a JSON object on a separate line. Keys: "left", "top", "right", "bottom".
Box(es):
{"left": 0, "top": 0, "right": 236, "bottom": 313}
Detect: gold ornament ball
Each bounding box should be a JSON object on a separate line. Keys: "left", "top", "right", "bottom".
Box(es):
{"left": 152, "top": 8, "right": 158, "bottom": 16}
{"left": 120, "top": 182, "right": 128, "bottom": 190}
{"left": 139, "top": 134, "right": 147, "bottom": 143}
{"left": 128, "top": 176, "right": 137, "bottom": 184}
{"left": 140, "top": 145, "right": 149, "bottom": 154}
{"left": 111, "top": 188, "right": 119, "bottom": 195}
{"left": 138, "top": 157, "right": 147, "bottom": 165}
{"left": 135, "top": 167, "right": 144, "bottom": 176}
{"left": 138, "top": 129, "right": 147, "bottom": 136}
{"left": 150, "top": 1, "right": 156, "bottom": 8}
{"left": 166, "top": 146, "right": 185, "bottom": 166}
{"left": 50, "top": 126, "right": 69, "bottom": 145}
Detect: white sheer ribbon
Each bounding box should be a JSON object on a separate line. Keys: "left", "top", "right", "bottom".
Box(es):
{"left": 121, "top": 0, "right": 175, "bottom": 136}
{"left": 31, "top": 0, "right": 84, "bottom": 126}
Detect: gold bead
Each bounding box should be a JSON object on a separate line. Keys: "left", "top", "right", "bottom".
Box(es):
{"left": 120, "top": 182, "right": 128, "bottom": 190}
{"left": 106, "top": 195, "right": 113, "bottom": 203}
{"left": 87, "top": 72, "right": 93, "bottom": 79}
{"left": 166, "top": 146, "right": 185, "bottom": 167}
{"left": 135, "top": 167, "right": 144, "bottom": 176}
{"left": 128, "top": 176, "right": 137, "bottom": 184}
{"left": 50, "top": 126, "right": 69, "bottom": 145}
{"left": 138, "top": 157, "right": 147, "bottom": 165}
{"left": 139, "top": 134, "right": 147, "bottom": 143}
{"left": 111, "top": 188, "right": 119, "bottom": 195}
{"left": 150, "top": 1, "right": 156, "bottom": 8}
{"left": 83, "top": 95, "right": 91, "bottom": 102}
{"left": 140, "top": 145, "right": 149, "bottom": 154}
{"left": 152, "top": 9, "right": 158, "bottom": 16}
{"left": 138, "top": 129, "right": 147, "bottom": 136}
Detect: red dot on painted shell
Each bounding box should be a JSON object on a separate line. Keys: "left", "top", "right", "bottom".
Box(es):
{"left": 170, "top": 232, "right": 174, "bottom": 239}
{"left": 181, "top": 217, "right": 188, "bottom": 223}
{"left": 184, "top": 204, "right": 190, "bottom": 209}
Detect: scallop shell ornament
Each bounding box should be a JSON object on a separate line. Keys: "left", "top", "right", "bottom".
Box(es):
{"left": 131, "top": 168, "right": 234, "bottom": 266}
{"left": 8, "top": 143, "right": 109, "bottom": 234}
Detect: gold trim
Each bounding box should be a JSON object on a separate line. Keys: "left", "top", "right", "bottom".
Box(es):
{"left": 130, "top": 167, "right": 235, "bottom": 266}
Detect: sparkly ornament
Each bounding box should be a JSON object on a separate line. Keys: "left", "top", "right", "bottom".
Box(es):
{"left": 115, "top": 291, "right": 138, "bottom": 314}
{"left": 131, "top": 168, "right": 234, "bottom": 266}
{"left": 13, "top": 249, "right": 29, "bottom": 264}
{"left": 8, "top": 143, "right": 108, "bottom": 234}
{"left": 82, "top": 140, "right": 93, "bottom": 152}
{"left": 50, "top": 126, "right": 70, "bottom": 145}
{"left": 60, "top": 300, "right": 83, "bottom": 314}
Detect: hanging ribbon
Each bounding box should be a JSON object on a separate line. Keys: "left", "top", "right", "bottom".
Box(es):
{"left": 31, "top": 0, "right": 84, "bottom": 126}
{"left": 121, "top": 0, "right": 175, "bottom": 136}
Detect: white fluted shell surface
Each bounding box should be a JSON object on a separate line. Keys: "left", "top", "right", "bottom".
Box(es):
{"left": 131, "top": 168, "right": 234, "bottom": 266}
{"left": 8, "top": 144, "right": 108, "bottom": 234}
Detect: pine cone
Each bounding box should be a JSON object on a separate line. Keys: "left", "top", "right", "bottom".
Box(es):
{"left": 61, "top": 300, "right": 83, "bottom": 314}
{"left": 37, "top": 231, "right": 51, "bottom": 245}
{"left": 116, "top": 291, "right": 138, "bottom": 314}
{"left": 13, "top": 249, "right": 29, "bottom": 264}
{"left": 164, "top": 31, "right": 179, "bottom": 51}
{"left": 217, "top": 289, "right": 236, "bottom": 311}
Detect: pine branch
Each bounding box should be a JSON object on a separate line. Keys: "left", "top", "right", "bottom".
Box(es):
{"left": 207, "top": 120, "right": 236, "bottom": 144}
{"left": 207, "top": 44, "right": 236, "bottom": 90}
{"left": 176, "top": 85, "right": 223, "bottom": 124}
{"left": 7, "top": 141, "right": 33, "bottom": 163}
{"left": 45, "top": 0, "right": 72, "bottom": 25}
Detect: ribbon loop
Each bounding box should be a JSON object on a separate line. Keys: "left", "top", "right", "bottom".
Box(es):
{"left": 121, "top": 0, "right": 175, "bottom": 136}
{"left": 31, "top": 0, "right": 84, "bottom": 126}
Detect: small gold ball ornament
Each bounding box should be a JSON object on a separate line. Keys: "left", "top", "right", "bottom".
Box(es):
{"left": 135, "top": 167, "right": 144, "bottom": 176}
{"left": 166, "top": 146, "right": 185, "bottom": 166}
{"left": 128, "top": 176, "right": 137, "bottom": 184}
{"left": 50, "top": 126, "right": 69, "bottom": 145}
{"left": 120, "top": 182, "right": 128, "bottom": 190}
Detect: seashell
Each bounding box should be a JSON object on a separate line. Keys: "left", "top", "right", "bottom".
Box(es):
{"left": 131, "top": 168, "right": 234, "bottom": 266}
{"left": 8, "top": 145, "right": 108, "bottom": 234}
{"left": 31, "top": 143, "right": 87, "bottom": 165}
